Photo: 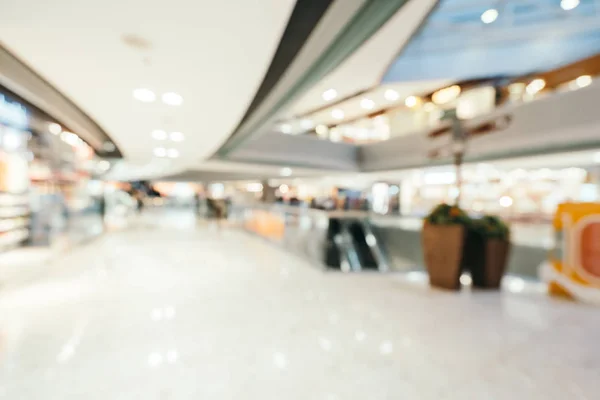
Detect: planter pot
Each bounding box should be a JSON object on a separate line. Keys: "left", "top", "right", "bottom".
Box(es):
{"left": 468, "top": 237, "right": 511, "bottom": 289}
{"left": 422, "top": 224, "right": 465, "bottom": 290}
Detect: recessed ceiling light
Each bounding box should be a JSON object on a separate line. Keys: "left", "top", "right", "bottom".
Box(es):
{"left": 384, "top": 89, "right": 400, "bottom": 101}
{"left": 162, "top": 92, "right": 183, "bottom": 106}
{"left": 279, "top": 123, "right": 292, "bottom": 134}
{"left": 575, "top": 75, "right": 592, "bottom": 88}
{"left": 405, "top": 96, "right": 418, "bottom": 108}
{"left": 154, "top": 147, "right": 167, "bottom": 157}
{"left": 300, "top": 119, "right": 314, "bottom": 130}
{"left": 48, "top": 122, "right": 62, "bottom": 135}
{"left": 432, "top": 85, "right": 461, "bottom": 105}
{"left": 152, "top": 129, "right": 167, "bottom": 140}
{"left": 561, "top": 0, "right": 580, "bottom": 11}
{"left": 167, "top": 148, "right": 179, "bottom": 158}
{"left": 315, "top": 124, "right": 329, "bottom": 135}
{"left": 331, "top": 109, "right": 345, "bottom": 120}
{"left": 169, "top": 131, "right": 184, "bottom": 142}
{"left": 360, "top": 98, "right": 375, "bottom": 110}
{"left": 322, "top": 89, "right": 337, "bottom": 101}
{"left": 526, "top": 78, "right": 546, "bottom": 95}
{"left": 481, "top": 9, "right": 498, "bottom": 24}
{"left": 133, "top": 88, "right": 156, "bottom": 102}
{"left": 280, "top": 167, "right": 292, "bottom": 177}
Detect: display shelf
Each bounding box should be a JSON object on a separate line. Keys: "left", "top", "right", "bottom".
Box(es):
{"left": 0, "top": 206, "right": 30, "bottom": 219}
{"left": 0, "top": 228, "right": 29, "bottom": 249}
{"left": 0, "top": 217, "right": 29, "bottom": 233}
{"left": 0, "top": 193, "right": 29, "bottom": 206}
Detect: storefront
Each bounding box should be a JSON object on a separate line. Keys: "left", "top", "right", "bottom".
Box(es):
{"left": 0, "top": 88, "right": 102, "bottom": 253}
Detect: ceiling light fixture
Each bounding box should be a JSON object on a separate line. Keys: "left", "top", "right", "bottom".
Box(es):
{"left": 133, "top": 88, "right": 156, "bottom": 102}
{"left": 526, "top": 78, "right": 546, "bottom": 95}
{"left": 154, "top": 147, "right": 167, "bottom": 157}
{"left": 481, "top": 8, "right": 498, "bottom": 24}
{"left": 167, "top": 148, "right": 179, "bottom": 158}
{"left": 322, "top": 89, "right": 337, "bottom": 101}
{"left": 280, "top": 167, "right": 293, "bottom": 177}
{"left": 561, "top": 0, "right": 580, "bottom": 11}
{"left": 161, "top": 92, "right": 183, "bottom": 106}
{"left": 48, "top": 122, "right": 62, "bottom": 135}
{"left": 331, "top": 109, "right": 345, "bottom": 120}
{"left": 384, "top": 89, "right": 400, "bottom": 101}
{"left": 152, "top": 129, "right": 167, "bottom": 140}
{"left": 405, "top": 96, "right": 418, "bottom": 108}
{"left": 360, "top": 98, "right": 375, "bottom": 110}
{"left": 575, "top": 75, "right": 592, "bottom": 88}
{"left": 432, "top": 85, "right": 461, "bottom": 105}
{"left": 315, "top": 124, "right": 329, "bottom": 136}
{"left": 169, "top": 131, "right": 184, "bottom": 142}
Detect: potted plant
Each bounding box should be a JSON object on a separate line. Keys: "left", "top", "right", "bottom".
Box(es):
{"left": 467, "top": 215, "right": 511, "bottom": 289}
{"left": 422, "top": 203, "right": 471, "bottom": 290}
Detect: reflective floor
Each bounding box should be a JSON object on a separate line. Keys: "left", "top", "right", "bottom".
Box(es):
{"left": 0, "top": 210, "right": 598, "bottom": 399}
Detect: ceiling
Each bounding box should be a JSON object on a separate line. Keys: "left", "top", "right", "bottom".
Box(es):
{"left": 281, "top": 0, "right": 439, "bottom": 119}
{"left": 278, "top": 79, "right": 450, "bottom": 132}
{"left": 384, "top": 0, "right": 600, "bottom": 82}
{"left": 0, "top": 0, "right": 295, "bottom": 179}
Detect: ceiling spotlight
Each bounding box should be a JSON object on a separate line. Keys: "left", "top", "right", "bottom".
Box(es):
{"left": 322, "top": 89, "right": 337, "bottom": 101}
{"left": 169, "top": 131, "right": 184, "bottom": 142}
{"left": 432, "top": 85, "right": 461, "bottom": 105}
{"left": 360, "top": 98, "right": 375, "bottom": 110}
{"left": 48, "top": 122, "right": 62, "bottom": 135}
{"left": 152, "top": 129, "right": 167, "bottom": 140}
{"left": 154, "top": 147, "right": 167, "bottom": 157}
{"left": 167, "top": 148, "right": 179, "bottom": 158}
{"left": 103, "top": 141, "right": 116, "bottom": 152}
{"left": 161, "top": 92, "right": 183, "bottom": 106}
{"left": 405, "top": 96, "right": 418, "bottom": 108}
{"left": 280, "top": 167, "right": 292, "bottom": 177}
{"left": 561, "top": 0, "right": 580, "bottom": 11}
{"left": 526, "top": 78, "right": 546, "bottom": 95}
{"left": 481, "top": 8, "right": 498, "bottom": 24}
{"left": 575, "top": 75, "right": 592, "bottom": 88}
{"left": 384, "top": 89, "right": 400, "bottom": 101}
{"left": 331, "top": 109, "right": 345, "bottom": 120}
{"left": 133, "top": 88, "right": 156, "bottom": 102}
{"left": 300, "top": 119, "right": 314, "bottom": 130}
{"left": 315, "top": 124, "right": 329, "bottom": 135}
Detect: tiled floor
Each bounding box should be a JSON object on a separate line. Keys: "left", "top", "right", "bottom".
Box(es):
{"left": 0, "top": 210, "right": 598, "bottom": 399}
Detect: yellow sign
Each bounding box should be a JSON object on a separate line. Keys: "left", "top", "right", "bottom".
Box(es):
{"left": 543, "top": 203, "right": 600, "bottom": 304}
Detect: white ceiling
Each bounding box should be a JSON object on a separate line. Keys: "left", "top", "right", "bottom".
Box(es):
{"left": 0, "top": 0, "right": 295, "bottom": 179}
{"left": 283, "top": 0, "right": 438, "bottom": 118}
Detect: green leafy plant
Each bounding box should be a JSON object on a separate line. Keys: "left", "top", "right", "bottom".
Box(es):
{"left": 471, "top": 215, "right": 510, "bottom": 240}
{"left": 425, "top": 203, "right": 472, "bottom": 225}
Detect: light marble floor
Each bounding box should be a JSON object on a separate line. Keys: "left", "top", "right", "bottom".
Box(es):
{"left": 0, "top": 210, "right": 598, "bottom": 399}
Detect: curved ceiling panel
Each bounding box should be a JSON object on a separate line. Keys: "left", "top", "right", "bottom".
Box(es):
{"left": 384, "top": 0, "right": 600, "bottom": 83}
{"left": 0, "top": 0, "right": 295, "bottom": 179}
{"left": 218, "top": 0, "right": 411, "bottom": 157}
